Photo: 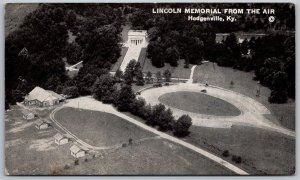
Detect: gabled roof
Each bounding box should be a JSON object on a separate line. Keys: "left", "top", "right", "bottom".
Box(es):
{"left": 34, "top": 119, "right": 45, "bottom": 126}
{"left": 54, "top": 133, "right": 65, "bottom": 141}
{"left": 22, "top": 109, "right": 33, "bottom": 115}
{"left": 26, "top": 86, "right": 65, "bottom": 102}
{"left": 70, "top": 145, "right": 83, "bottom": 154}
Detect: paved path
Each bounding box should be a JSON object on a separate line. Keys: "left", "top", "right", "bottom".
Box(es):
{"left": 139, "top": 83, "right": 295, "bottom": 138}
{"left": 62, "top": 96, "right": 248, "bottom": 175}
{"left": 187, "top": 65, "right": 197, "bottom": 84}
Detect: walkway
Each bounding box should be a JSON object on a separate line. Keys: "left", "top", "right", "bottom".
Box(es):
{"left": 61, "top": 96, "right": 249, "bottom": 175}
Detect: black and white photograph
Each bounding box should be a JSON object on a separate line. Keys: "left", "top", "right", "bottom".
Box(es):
{"left": 4, "top": 2, "right": 295, "bottom": 175}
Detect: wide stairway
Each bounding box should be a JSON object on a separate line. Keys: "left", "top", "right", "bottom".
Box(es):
{"left": 119, "top": 45, "right": 142, "bottom": 72}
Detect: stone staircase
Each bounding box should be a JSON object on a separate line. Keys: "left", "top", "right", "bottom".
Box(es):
{"left": 119, "top": 45, "right": 142, "bottom": 72}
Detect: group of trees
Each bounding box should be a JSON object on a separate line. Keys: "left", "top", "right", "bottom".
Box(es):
{"left": 128, "top": 4, "right": 295, "bottom": 104}
{"left": 208, "top": 33, "right": 295, "bottom": 103}
{"left": 5, "top": 4, "right": 126, "bottom": 107}
{"left": 93, "top": 72, "right": 192, "bottom": 136}
{"left": 114, "top": 59, "right": 173, "bottom": 85}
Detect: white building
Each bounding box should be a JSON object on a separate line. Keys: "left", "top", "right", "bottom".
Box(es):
{"left": 24, "top": 87, "right": 65, "bottom": 107}
{"left": 127, "top": 30, "right": 148, "bottom": 47}
{"left": 70, "top": 145, "right": 86, "bottom": 158}
{"left": 54, "top": 133, "right": 69, "bottom": 145}
{"left": 34, "top": 119, "right": 50, "bottom": 130}
{"left": 22, "top": 109, "right": 35, "bottom": 120}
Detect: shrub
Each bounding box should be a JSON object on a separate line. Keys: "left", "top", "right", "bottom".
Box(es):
{"left": 74, "top": 158, "right": 79, "bottom": 166}
{"left": 129, "top": 138, "right": 133, "bottom": 145}
{"left": 222, "top": 150, "right": 229, "bottom": 157}
{"left": 173, "top": 115, "right": 192, "bottom": 137}
{"left": 232, "top": 155, "right": 242, "bottom": 164}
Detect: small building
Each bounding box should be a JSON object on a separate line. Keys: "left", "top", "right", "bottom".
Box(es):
{"left": 70, "top": 145, "right": 86, "bottom": 158}
{"left": 54, "top": 133, "right": 69, "bottom": 145}
{"left": 24, "top": 86, "right": 66, "bottom": 107}
{"left": 34, "top": 119, "right": 50, "bottom": 130}
{"left": 22, "top": 109, "right": 35, "bottom": 120}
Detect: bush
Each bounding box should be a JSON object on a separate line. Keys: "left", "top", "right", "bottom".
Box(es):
{"left": 268, "top": 90, "right": 288, "bottom": 104}
{"left": 74, "top": 158, "right": 79, "bottom": 166}
{"left": 232, "top": 155, "right": 242, "bottom": 164}
{"left": 62, "top": 86, "right": 79, "bottom": 98}
{"left": 129, "top": 138, "right": 133, "bottom": 145}
{"left": 222, "top": 150, "right": 229, "bottom": 157}
{"left": 173, "top": 115, "right": 192, "bottom": 137}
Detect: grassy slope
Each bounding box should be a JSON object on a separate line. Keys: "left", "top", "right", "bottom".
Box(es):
{"left": 5, "top": 3, "right": 39, "bottom": 36}
{"left": 138, "top": 48, "right": 192, "bottom": 79}
{"left": 111, "top": 47, "right": 129, "bottom": 72}
{"left": 193, "top": 62, "right": 295, "bottom": 130}
{"left": 5, "top": 106, "right": 232, "bottom": 175}
{"left": 55, "top": 107, "right": 154, "bottom": 147}
{"left": 122, "top": 111, "right": 295, "bottom": 175}
{"left": 159, "top": 91, "right": 241, "bottom": 116}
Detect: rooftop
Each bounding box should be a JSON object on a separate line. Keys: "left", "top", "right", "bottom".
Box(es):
{"left": 128, "top": 30, "right": 147, "bottom": 36}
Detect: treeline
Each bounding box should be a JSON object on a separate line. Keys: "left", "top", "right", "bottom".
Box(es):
{"left": 129, "top": 3, "right": 294, "bottom": 68}
{"left": 208, "top": 33, "right": 295, "bottom": 103}
{"left": 93, "top": 66, "right": 192, "bottom": 137}
{"left": 5, "top": 3, "right": 125, "bottom": 106}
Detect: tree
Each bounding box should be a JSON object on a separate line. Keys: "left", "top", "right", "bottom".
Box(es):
{"left": 147, "top": 103, "right": 166, "bottom": 126}
{"left": 93, "top": 74, "right": 116, "bottom": 103}
{"left": 116, "top": 84, "right": 136, "bottom": 111}
{"left": 163, "top": 70, "right": 172, "bottom": 82}
{"left": 158, "top": 108, "right": 175, "bottom": 131}
{"left": 135, "top": 69, "right": 145, "bottom": 86}
{"left": 146, "top": 71, "right": 153, "bottom": 84}
{"left": 240, "top": 39, "right": 249, "bottom": 55}
{"left": 165, "top": 46, "right": 180, "bottom": 67}
{"left": 62, "top": 86, "right": 79, "bottom": 98}
{"left": 114, "top": 69, "right": 123, "bottom": 82}
{"left": 156, "top": 71, "right": 162, "bottom": 83}
{"left": 173, "top": 114, "right": 192, "bottom": 137}
{"left": 123, "top": 59, "right": 137, "bottom": 84}
{"left": 129, "top": 97, "right": 146, "bottom": 116}
{"left": 268, "top": 90, "right": 288, "bottom": 104}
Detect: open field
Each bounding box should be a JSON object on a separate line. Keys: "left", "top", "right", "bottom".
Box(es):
{"left": 123, "top": 112, "right": 295, "bottom": 175}
{"left": 138, "top": 48, "right": 191, "bottom": 79}
{"left": 5, "top": 3, "right": 39, "bottom": 36}
{"left": 111, "top": 47, "right": 129, "bottom": 72}
{"left": 159, "top": 91, "right": 241, "bottom": 116}
{"left": 55, "top": 107, "right": 154, "bottom": 147}
{"left": 193, "top": 62, "right": 295, "bottom": 130}
{"left": 64, "top": 138, "right": 232, "bottom": 175}
{"left": 186, "top": 125, "right": 295, "bottom": 175}
{"left": 5, "top": 105, "right": 232, "bottom": 175}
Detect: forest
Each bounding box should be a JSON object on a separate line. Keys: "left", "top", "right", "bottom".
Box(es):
{"left": 5, "top": 3, "right": 295, "bottom": 108}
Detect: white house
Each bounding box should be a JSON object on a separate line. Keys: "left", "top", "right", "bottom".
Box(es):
{"left": 24, "top": 86, "right": 65, "bottom": 107}
{"left": 70, "top": 145, "right": 86, "bottom": 158}
{"left": 22, "top": 109, "right": 35, "bottom": 120}
{"left": 34, "top": 119, "right": 50, "bottom": 130}
{"left": 54, "top": 133, "right": 69, "bottom": 145}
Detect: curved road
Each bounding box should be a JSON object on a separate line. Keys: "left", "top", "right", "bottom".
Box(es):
{"left": 58, "top": 97, "right": 248, "bottom": 175}
{"left": 140, "top": 83, "right": 295, "bottom": 138}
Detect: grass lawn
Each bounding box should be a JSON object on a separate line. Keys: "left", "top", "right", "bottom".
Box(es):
{"left": 55, "top": 107, "right": 155, "bottom": 147}
{"left": 5, "top": 106, "right": 75, "bottom": 175}
{"left": 5, "top": 106, "right": 232, "bottom": 175}
{"left": 159, "top": 91, "right": 241, "bottom": 116}
{"left": 63, "top": 138, "right": 233, "bottom": 175}
{"left": 5, "top": 3, "right": 39, "bottom": 36}
{"left": 111, "top": 47, "right": 129, "bottom": 72}
{"left": 122, "top": 111, "right": 295, "bottom": 175}
{"left": 138, "top": 48, "right": 191, "bottom": 79}
{"left": 193, "top": 62, "right": 295, "bottom": 130}
{"left": 185, "top": 125, "right": 295, "bottom": 175}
